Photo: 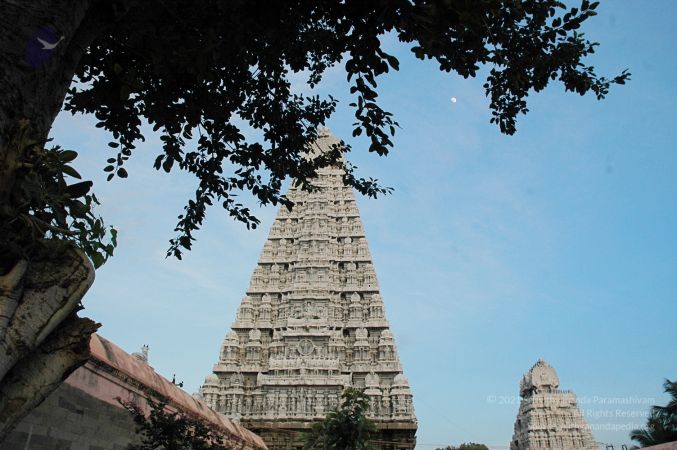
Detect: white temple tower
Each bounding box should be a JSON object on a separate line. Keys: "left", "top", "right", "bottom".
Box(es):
{"left": 201, "top": 129, "right": 417, "bottom": 450}
{"left": 510, "top": 359, "right": 597, "bottom": 450}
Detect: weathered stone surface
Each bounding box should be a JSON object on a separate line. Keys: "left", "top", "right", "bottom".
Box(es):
{"left": 510, "top": 359, "right": 597, "bottom": 450}
{"left": 201, "top": 129, "right": 417, "bottom": 449}
{"left": 0, "top": 382, "right": 139, "bottom": 450}
{"left": 0, "top": 242, "right": 97, "bottom": 442}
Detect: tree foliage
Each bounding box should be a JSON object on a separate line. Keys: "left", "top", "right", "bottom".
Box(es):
{"left": 630, "top": 379, "right": 677, "bottom": 448}
{"left": 121, "top": 397, "right": 230, "bottom": 450}
{"left": 58, "top": 0, "right": 628, "bottom": 259}
{"left": 436, "top": 444, "right": 490, "bottom": 450}
{"left": 0, "top": 119, "right": 116, "bottom": 272}
{"left": 304, "top": 388, "right": 376, "bottom": 450}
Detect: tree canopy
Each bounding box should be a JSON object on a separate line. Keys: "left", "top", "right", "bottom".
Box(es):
{"left": 51, "top": 0, "right": 629, "bottom": 259}
{"left": 436, "top": 443, "right": 490, "bottom": 450}
{"left": 630, "top": 379, "right": 677, "bottom": 448}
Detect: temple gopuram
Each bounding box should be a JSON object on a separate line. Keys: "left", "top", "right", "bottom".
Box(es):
{"left": 201, "top": 129, "right": 417, "bottom": 450}
{"left": 511, "top": 358, "right": 597, "bottom": 450}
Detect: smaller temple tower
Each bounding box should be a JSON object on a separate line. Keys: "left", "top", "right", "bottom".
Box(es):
{"left": 510, "top": 359, "right": 597, "bottom": 450}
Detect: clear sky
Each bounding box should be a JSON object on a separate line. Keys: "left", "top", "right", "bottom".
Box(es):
{"left": 50, "top": 2, "right": 676, "bottom": 449}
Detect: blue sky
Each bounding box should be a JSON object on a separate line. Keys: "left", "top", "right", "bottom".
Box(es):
{"left": 50, "top": 2, "right": 676, "bottom": 449}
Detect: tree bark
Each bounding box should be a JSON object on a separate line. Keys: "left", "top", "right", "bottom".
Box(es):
{"left": 0, "top": 260, "right": 27, "bottom": 338}
{"left": 0, "top": 243, "right": 96, "bottom": 381}
{"left": 0, "top": 315, "right": 99, "bottom": 441}
{"left": 0, "top": 242, "right": 98, "bottom": 442}
{"left": 0, "top": 0, "right": 118, "bottom": 443}
{"left": 0, "top": 0, "right": 102, "bottom": 143}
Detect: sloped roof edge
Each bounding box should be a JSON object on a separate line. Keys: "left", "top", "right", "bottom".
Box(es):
{"left": 89, "top": 334, "right": 267, "bottom": 450}
{"left": 642, "top": 443, "right": 677, "bottom": 450}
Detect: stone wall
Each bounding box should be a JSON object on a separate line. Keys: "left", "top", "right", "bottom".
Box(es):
{"left": 0, "top": 382, "right": 140, "bottom": 450}
{"left": 243, "top": 419, "right": 416, "bottom": 450}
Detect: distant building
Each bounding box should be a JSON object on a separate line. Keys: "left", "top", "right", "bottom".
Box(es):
{"left": 1, "top": 334, "right": 266, "bottom": 450}
{"left": 201, "top": 129, "right": 417, "bottom": 450}
{"left": 511, "top": 359, "right": 597, "bottom": 450}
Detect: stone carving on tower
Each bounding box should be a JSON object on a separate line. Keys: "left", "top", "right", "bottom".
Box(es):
{"left": 510, "top": 359, "right": 597, "bottom": 450}
{"left": 201, "top": 129, "right": 416, "bottom": 450}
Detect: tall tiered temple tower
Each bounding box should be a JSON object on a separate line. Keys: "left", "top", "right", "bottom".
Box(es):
{"left": 510, "top": 359, "right": 597, "bottom": 450}
{"left": 201, "top": 130, "right": 417, "bottom": 450}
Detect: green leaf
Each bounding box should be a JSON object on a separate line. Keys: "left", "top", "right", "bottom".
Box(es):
{"left": 62, "top": 165, "right": 82, "bottom": 179}
{"left": 162, "top": 158, "right": 173, "bottom": 173}
{"left": 69, "top": 200, "right": 89, "bottom": 218}
{"left": 91, "top": 252, "right": 105, "bottom": 268}
{"left": 66, "top": 181, "right": 93, "bottom": 198}
{"left": 117, "top": 167, "right": 128, "bottom": 178}
{"left": 385, "top": 54, "right": 400, "bottom": 70}
{"left": 53, "top": 208, "right": 68, "bottom": 228}
{"left": 59, "top": 150, "right": 78, "bottom": 162}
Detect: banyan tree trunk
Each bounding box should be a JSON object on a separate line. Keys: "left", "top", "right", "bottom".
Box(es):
{"left": 0, "top": 243, "right": 99, "bottom": 441}
{"left": 0, "top": 0, "right": 112, "bottom": 442}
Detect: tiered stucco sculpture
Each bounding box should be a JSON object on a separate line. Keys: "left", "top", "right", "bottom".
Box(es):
{"left": 201, "top": 129, "right": 417, "bottom": 450}
{"left": 510, "top": 359, "right": 597, "bottom": 450}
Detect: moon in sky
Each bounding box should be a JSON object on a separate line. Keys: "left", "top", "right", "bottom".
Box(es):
{"left": 450, "top": 97, "right": 457, "bottom": 103}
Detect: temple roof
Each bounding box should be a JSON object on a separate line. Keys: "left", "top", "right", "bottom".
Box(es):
{"left": 89, "top": 334, "right": 267, "bottom": 450}
{"left": 519, "top": 357, "right": 560, "bottom": 397}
